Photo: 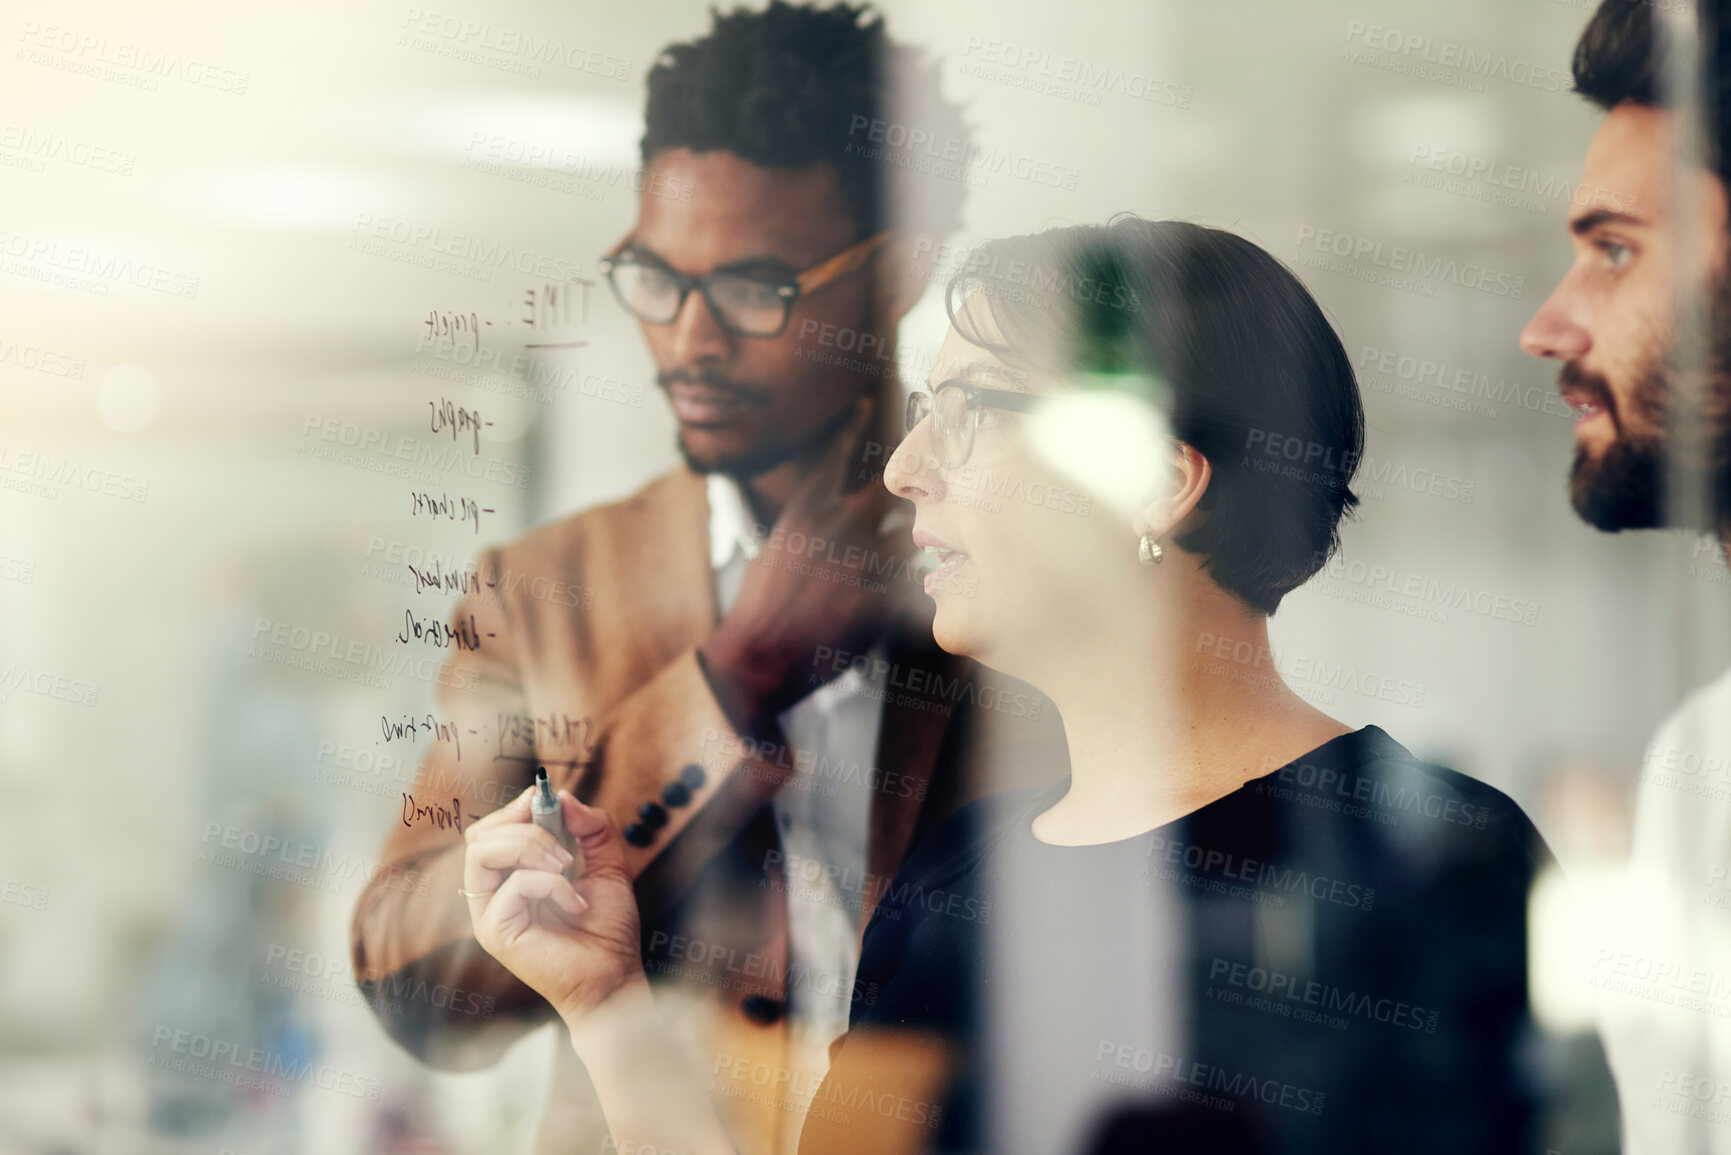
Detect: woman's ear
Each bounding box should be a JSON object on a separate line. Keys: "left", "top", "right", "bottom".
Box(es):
{"left": 1133, "top": 442, "right": 1211, "bottom": 539}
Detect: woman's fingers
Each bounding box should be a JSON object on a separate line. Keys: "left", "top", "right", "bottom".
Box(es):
{"left": 558, "top": 792, "right": 633, "bottom": 880}
{"left": 467, "top": 825, "right": 573, "bottom": 878}
{"left": 475, "top": 867, "right": 591, "bottom": 948}
{"left": 463, "top": 784, "right": 535, "bottom": 837}
{"left": 461, "top": 789, "right": 575, "bottom": 921}
{"left": 458, "top": 788, "right": 653, "bottom": 1023}
{"left": 500, "top": 867, "right": 590, "bottom": 920}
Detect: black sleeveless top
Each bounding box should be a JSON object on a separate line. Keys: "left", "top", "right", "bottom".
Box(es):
{"left": 804, "top": 726, "right": 1600, "bottom": 1155}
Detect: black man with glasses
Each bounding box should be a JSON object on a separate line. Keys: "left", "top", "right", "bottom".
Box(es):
{"left": 350, "top": 7, "right": 1063, "bottom": 1155}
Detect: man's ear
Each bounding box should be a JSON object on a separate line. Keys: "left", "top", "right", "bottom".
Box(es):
{"left": 1133, "top": 442, "right": 1212, "bottom": 540}
{"left": 873, "top": 232, "right": 933, "bottom": 325}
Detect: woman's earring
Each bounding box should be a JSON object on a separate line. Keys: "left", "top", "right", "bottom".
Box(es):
{"left": 1138, "top": 532, "right": 1164, "bottom": 566}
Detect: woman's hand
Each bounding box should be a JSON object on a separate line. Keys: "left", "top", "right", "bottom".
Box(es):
{"left": 466, "top": 791, "right": 741, "bottom": 1155}
{"left": 462, "top": 787, "right": 648, "bottom": 1022}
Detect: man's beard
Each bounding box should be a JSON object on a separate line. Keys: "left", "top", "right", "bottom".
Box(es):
{"left": 674, "top": 428, "right": 801, "bottom": 481}
{"left": 660, "top": 368, "right": 867, "bottom": 481}
{"left": 1564, "top": 359, "right": 1669, "bottom": 530}
{"left": 656, "top": 368, "right": 793, "bottom": 480}
{"left": 1566, "top": 271, "right": 1731, "bottom": 535}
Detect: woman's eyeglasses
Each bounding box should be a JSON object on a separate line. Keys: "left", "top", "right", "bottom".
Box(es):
{"left": 905, "top": 379, "right": 1041, "bottom": 469}
{"left": 597, "top": 232, "right": 890, "bottom": 338}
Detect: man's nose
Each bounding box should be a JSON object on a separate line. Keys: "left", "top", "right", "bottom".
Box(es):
{"left": 1519, "top": 279, "right": 1591, "bottom": 362}
{"left": 669, "top": 287, "right": 733, "bottom": 364}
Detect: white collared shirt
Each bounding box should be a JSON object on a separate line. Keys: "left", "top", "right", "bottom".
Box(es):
{"left": 706, "top": 474, "right": 888, "bottom": 1058}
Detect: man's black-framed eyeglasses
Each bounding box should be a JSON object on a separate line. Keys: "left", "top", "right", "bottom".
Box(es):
{"left": 906, "top": 379, "right": 1042, "bottom": 469}
{"left": 597, "top": 231, "right": 890, "bottom": 338}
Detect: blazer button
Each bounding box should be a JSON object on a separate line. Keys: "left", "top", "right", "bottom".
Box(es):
{"left": 638, "top": 801, "right": 669, "bottom": 830}
{"left": 679, "top": 763, "right": 707, "bottom": 791}
{"left": 621, "top": 822, "right": 653, "bottom": 847}
{"left": 741, "top": 995, "right": 786, "bottom": 1025}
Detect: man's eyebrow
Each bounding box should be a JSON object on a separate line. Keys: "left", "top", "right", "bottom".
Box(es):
{"left": 623, "top": 243, "right": 797, "bottom": 277}
{"left": 712, "top": 253, "right": 799, "bottom": 276}
{"left": 1569, "top": 209, "right": 1646, "bottom": 237}
{"left": 620, "top": 240, "right": 671, "bottom": 269}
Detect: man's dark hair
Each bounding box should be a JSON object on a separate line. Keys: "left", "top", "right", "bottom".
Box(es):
{"left": 641, "top": 1, "right": 969, "bottom": 242}
{"left": 1574, "top": 0, "right": 1731, "bottom": 190}
{"left": 946, "top": 218, "right": 1364, "bottom": 616}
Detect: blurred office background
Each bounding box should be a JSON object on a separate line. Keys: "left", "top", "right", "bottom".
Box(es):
{"left": 1, "top": 0, "right": 1723, "bottom": 1151}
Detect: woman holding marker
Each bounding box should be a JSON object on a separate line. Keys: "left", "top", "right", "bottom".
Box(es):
{"left": 460, "top": 218, "right": 1588, "bottom": 1155}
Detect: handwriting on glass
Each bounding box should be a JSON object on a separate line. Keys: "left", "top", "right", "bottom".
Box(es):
{"left": 429, "top": 396, "right": 492, "bottom": 453}
{"left": 495, "top": 711, "right": 596, "bottom": 766}
{"left": 422, "top": 282, "right": 592, "bottom": 358}
{"left": 407, "top": 557, "right": 492, "bottom": 597}
{"left": 401, "top": 792, "right": 476, "bottom": 831}
{"left": 425, "top": 311, "right": 485, "bottom": 359}
{"left": 521, "top": 282, "right": 590, "bottom": 349}
{"left": 396, "top": 608, "right": 490, "bottom": 651}
{"left": 381, "top": 712, "right": 465, "bottom": 759}
{"left": 411, "top": 489, "right": 493, "bottom": 534}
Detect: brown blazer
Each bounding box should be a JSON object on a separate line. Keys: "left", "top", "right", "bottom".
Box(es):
{"left": 350, "top": 467, "right": 1063, "bottom": 1155}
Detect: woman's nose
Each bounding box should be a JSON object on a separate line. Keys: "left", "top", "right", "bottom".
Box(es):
{"left": 883, "top": 413, "right": 947, "bottom": 504}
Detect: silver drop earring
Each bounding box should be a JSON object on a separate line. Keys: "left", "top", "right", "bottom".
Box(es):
{"left": 1139, "top": 532, "right": 1164, "bottom": 565}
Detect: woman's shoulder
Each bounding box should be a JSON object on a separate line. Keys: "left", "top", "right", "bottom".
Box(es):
{"left": 1368, "top": 726, "right": 1547, "bottom": 844}
{"left": 1253, "top": 724, "right": 1554, "bottom": 876}
{"left": 907, "top": 782, "right": 1064, "bottom": 874}
{"left": 866, "top": 781, "right": 1065, "bottom": 923}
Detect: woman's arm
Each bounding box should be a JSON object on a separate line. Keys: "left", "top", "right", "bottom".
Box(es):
{"left": 462, "top": 787, "right": 738, "bottom": 1155}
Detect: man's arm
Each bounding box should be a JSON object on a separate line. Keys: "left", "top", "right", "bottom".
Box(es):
{"left": 350, "top": 538, "right": 806, "bottom": 1068}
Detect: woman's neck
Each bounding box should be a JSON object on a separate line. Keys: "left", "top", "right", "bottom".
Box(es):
{"left": 1025, "top": 580, "right": 1350, "bottom": 846}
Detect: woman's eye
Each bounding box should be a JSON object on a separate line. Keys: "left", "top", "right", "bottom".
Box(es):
{"left": 975, "top": 406, "right": 1007, "bottom": 429}
{"left": 1599, "top": 240, "right": 1632, "bottom": 269}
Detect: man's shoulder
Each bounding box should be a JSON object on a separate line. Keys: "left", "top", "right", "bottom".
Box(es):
{"left": 491, "top": 468, "right": 705, "bottom": 572}
{"left": 1650, "top": 663, "right": 1731, "bottom": 755}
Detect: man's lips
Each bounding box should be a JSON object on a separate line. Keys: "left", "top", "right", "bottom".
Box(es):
{"left": 667, "top": 383, "right": 753, "bottom": 426}
{"left": 1556, "top": 363, "right": 1616, "bottom": 430}
{"left": 1561, "top": 389, "right": 1609, "bottom": 427}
